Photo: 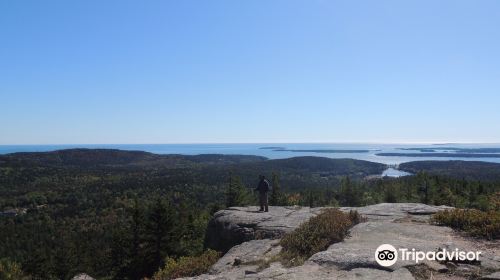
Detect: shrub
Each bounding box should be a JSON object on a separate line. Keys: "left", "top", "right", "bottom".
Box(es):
{"left": 490, "top": 192, "right": 500, "bottom": 211}
{"left": 279, "top": 209, "right": 364, "bottom": 266}
{"left": 430, "top": 209, "right": 500, "bottom": 240}
{"left": 0, "top": 258, "right": 30, "bottom": 280}
{"left": 152, "top": 249, "right": 221, "bottom": 280}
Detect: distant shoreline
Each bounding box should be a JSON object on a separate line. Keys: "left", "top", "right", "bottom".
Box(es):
{"left": 377, "top": 153, "right": 500, "bottom": 158}
{"left": 260, "top": 147, "right": 371, "bottom": 153}
{"left": 2, "top": 144, "right": 500, "bottom": 165}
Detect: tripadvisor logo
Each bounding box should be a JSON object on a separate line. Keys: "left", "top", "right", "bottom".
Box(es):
{"left": 375, "top": 244, "right": 398, "bottom": 267}
{"left": 375, "top": 244, "right": 482, "bottom": 267}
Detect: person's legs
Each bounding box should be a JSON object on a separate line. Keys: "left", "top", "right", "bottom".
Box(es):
{"left": 259, "top": 193, "right": 265, "bottom": 211}
{"left": 264, "top": 193, "right": 269, "bottom": 212}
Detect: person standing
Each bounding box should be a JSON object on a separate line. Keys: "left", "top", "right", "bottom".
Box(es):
{"left": 256, "top": 175, "right": 270, "bottom": 212}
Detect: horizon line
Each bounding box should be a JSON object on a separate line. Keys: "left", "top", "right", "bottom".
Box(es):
{"left": 2, "top": 141, "right": 500, "bottom": 146}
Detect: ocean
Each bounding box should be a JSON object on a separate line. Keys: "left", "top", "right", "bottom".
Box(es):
{"left": 1, "top": 143, "right": 500, "bottom": 165}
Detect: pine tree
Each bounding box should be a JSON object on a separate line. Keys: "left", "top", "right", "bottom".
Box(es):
{"left": 122, "top": 198, "right": 144, "bottom": 280}
{"left": 339, "top": 176, "right": 361, "bottom": 206}
{"left": 270, "top": 172, "right": 281, "bottom": 206}
{"left": 225, "top": 174, "right": 250, "bottom": 207}
{"left": 143, "top": 198, "right": 176, "bottom": 275}
{"left": 110, "top": 225, "right": 130, "bottom": 279}
{"left": 407, "top": 183, "right": 413, "bottom": 202}
{"left": 307, "top": 190, "right": 314, "bottom": 208}
{"left": 435, "top": 186, "right": 455, "bottom": 206}
{"left": 226, "top": 174, "right": 237, "bottom": 208}
{"left": 418, "top": 172, "right": 430, "bottom": 204}
{"left": 384, "top": 184, "right": 397, "bottom": 203}
{"left": 131, "top": 198, "right": 142, "bottom": 262}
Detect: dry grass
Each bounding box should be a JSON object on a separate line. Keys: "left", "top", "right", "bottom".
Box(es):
{"left": 152, "top": 249, "right": 221, "bottom": 280}
{"left": 430, "top": 209, "right": 500, "bottom": 240}
{"left": 279, "top": 209, "right": 364, "bottom": 266}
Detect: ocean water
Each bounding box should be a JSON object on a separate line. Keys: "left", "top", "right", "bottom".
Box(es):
{"left": 1, "top": 143, "right": 500, "bottom": 165}
{"left": 381, "top": 168, "right": 413, "bottom": 177}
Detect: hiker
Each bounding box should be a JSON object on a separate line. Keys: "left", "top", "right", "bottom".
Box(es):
{"left": 256, "top": 175, "right": 270, "bottom": 212}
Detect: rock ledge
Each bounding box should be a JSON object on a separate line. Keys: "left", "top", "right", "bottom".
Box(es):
{"left": 190, "top": 203, "right": 499, "bottom": 280}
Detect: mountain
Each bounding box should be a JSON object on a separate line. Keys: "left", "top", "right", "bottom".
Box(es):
{"left": 0, "top": 148, "right": 267, "bottom": 168}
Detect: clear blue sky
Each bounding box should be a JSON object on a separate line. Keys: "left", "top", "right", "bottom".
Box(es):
{"left": 1, "top": 0, "right": 499, "bottom": 144}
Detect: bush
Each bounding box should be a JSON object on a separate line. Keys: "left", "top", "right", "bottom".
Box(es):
{"left": 430, "top": 209, "right": 500, "bottom": 240}
{"left": 153, "top": 249, "right": 221, "bottom": 279}
{"left": 490, "top": 192, "right": 500, "bottom": 211}
{"left": 279, "top": 209, "right": 364, "bottom": 266}
{"left": 0, "top": 258, "right": 30, "bottom": 280}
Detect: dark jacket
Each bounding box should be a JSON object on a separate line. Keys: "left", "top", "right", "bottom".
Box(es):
{"left": 256, "top": 179, "right": 270, "bottom": 194}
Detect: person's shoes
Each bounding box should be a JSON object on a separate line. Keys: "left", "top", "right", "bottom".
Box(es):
{"left": 265, "top": 210, "right": 269, "bottom": 212}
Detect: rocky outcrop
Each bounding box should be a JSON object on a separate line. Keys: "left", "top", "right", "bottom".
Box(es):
{"left": 309, "top": 221, "right": 474, "bottom": 270}
{"left": 340, "top": 203, "right": 453, "bottom": 221}
{"left": 209, "top": 239, "right": 281, "bottom": 275}
{"left": 204, "top": 206, "right": 325, "bottom": 252}
{"left": 483, "top": 271, "right": 500, "bottom": 280}
{"left": 71, "top": 273, "right": 95, "bottom": 280}
{"left": 188, "top": 203, "right": 499, "bottom": 280}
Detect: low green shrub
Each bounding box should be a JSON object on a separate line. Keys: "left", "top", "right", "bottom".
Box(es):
{"left": 490, "top": 192, "right": 500, "bottom": 211}
{"left": 279, "top": 209, "right": 364, "bottom": 266}
{"left": 153, "top": 249, "right": 221, "bottom": 280}
{"left": 0, "top": 258, "right": 30, "bottom": 280}
{"left": 430, "top": 208, "right": 500, "bottom": 240}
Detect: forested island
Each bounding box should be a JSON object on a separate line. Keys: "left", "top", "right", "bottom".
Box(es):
{"left": 379, "top": 146, "right": 500, "bottom": 158}
{"left": 0, "top": 149, "right": 499, "bottom": 279}
{"left": 259, "top": 147, "right": 371, "bottom": 153}
{"left": 399, "top": 147, "right": 500, "bottom": 153}
{"left": 377, "top": 152, "right": 500, "bottom": 158}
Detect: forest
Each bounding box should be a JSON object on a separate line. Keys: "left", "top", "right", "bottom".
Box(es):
{"left": 0, "top": 149, "right": 499, "bottom": 279}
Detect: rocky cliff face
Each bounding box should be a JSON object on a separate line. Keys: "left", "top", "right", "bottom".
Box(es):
{"left": 188, "top": 203, "right": 499, "bottom": 280}
{"left": 204, "top": 206, "right": 326, "bottom": 252}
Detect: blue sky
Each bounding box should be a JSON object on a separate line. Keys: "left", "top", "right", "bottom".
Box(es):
{"left": 1, "top": 0, "right": 499, "bottom": 144}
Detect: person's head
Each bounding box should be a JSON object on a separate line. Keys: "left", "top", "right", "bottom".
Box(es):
{"left": 259, "top": 175, "right": 265, "bottom": 180}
